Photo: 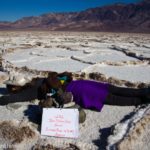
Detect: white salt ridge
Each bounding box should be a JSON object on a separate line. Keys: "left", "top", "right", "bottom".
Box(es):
{"left": 110, "top": 44, "right": 150, "bottom": 59}
{"left": 107, "top": 104, "right": 150, "bottom": 150}
{"left": 73, "top": 51, "right": 137, "bottom": 64}
{"left": 83, "top": 64, "right": 150, "bottom": 83}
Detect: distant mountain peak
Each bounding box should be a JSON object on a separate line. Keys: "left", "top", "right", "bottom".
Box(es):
{"left": 115, "top": 2, "right": 125, "bottom": 5}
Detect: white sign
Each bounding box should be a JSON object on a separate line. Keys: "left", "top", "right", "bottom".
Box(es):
{"left": 41, "top": 108, "right": 79, "bottom": 138}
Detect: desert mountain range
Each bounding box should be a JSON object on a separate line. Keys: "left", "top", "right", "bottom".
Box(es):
{"left": 0, "top": 0, "right": 150, "bottom": 33}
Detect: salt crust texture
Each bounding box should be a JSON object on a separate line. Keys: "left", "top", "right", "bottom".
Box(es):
{"left": 0, "top": 32, "right": 149, "bottom": 149}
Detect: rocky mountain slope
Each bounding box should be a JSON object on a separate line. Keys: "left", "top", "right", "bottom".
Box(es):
{"left": 0, "top": 0, "right": 150, "bottom": 32}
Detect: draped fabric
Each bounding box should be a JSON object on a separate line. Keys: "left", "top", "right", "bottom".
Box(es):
{"left": 66, "top": 80, "right": 109, "bottom": 111}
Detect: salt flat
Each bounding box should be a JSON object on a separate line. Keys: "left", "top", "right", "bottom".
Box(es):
{"left": 0, "top": 31, "right": 150, "bottom": 149}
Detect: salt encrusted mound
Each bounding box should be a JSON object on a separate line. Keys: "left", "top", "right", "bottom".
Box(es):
{"left": 32, "top": 143, "right": 80, "bottom": 150}
{"left": 2, "top": 60, "right": 48, "bottom": 79}
{"left": 0, "top": 71, "right": 9, "bottom": 83}
{"left": 107, "top": 104, "right": 150, "bottom": 150}
{"left": 0, "top": 119, "right": 39, "bottom": 149}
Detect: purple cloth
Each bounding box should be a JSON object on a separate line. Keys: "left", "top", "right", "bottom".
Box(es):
{"left": 66, "top": 80, "right": 109, "bottom": 111}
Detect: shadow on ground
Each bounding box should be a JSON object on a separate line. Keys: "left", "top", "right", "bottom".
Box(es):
{"left": 93, "top": 126, "right": 112, "bottom": 150}
{"left": 0, "top": 87, "right": 8, "bottom": 95}
{"left": 24, "top": 104, "right": 42, "bottom": 125}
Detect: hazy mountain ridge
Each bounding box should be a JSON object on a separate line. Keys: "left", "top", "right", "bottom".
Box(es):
{"left": 0, "top": 0, "right": 150, "bottom": 32}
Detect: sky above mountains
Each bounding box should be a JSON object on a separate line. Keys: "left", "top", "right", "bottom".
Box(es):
{"left": 0, "top": 0, "right": 140, "bottom": 21}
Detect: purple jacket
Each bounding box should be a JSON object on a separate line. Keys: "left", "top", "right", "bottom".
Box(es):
{"left": 66, "top": 80, "right": 109, "bottom": 111}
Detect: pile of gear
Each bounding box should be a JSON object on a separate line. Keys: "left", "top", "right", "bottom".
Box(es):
{"left": 38, "top": 72, "right": 86, "bottom": 123}
{"left": 4, "top": 72, "right": 86, "bottom": 123}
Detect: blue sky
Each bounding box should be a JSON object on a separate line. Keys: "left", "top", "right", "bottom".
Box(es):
{"left": 0, "top": 0, "right": 140, "bottom": 21}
